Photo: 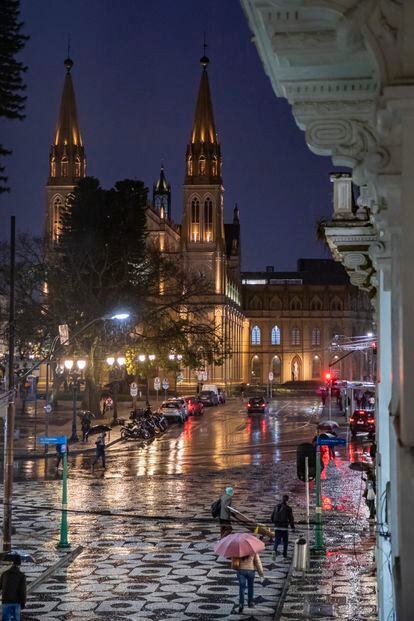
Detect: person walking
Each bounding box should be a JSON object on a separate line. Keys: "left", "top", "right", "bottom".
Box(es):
{"left": 234, "top": 552, "right": 264, "bottom": 614}
{"left": 55, "top": 443, "right": 68, "bottom": 470}
{"left": 0, "top": 555, "right": 26, "bottom": 620}
{"left": 92, "top": 433, "right": 106, "bottom": 470}
{"left": 219, "top": 486, "right": 234, "bottom": 538}
{"left": 271, "top": 494, "right": 295, "bottom": 560}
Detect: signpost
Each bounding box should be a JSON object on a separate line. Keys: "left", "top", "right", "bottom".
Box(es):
{"left": 154, "top": 377, "right": 161, "bottom": 403}
{"left": 162, "top": 378, "right": 169, "bottom": 400}
{"left": 38, "top": 436, "right": 69, "bottom": 548}
{"left": 130, "top": 381, "right": 138, "bottom": 410}
{"left": 177, "top": 372, "right": 184, "bottom": 384}
{"left": 268, "top": 371, "right": 274, "bottom": 399}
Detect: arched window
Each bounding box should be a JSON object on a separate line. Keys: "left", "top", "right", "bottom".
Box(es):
{"left": 50, "top": 157, "right": 56, "bottom": 177}
{"left": 312, "top": 355, "right": 321, "bottom": 378}
{"left": 251, "top": 325, "right": 261, "bottom": 345}
{"left": 199, "top": 156, "right": 206, "bottom": 175}
{"left": 271, "top": 355, "right": 281, "bottom": 382}
{"left": 61, "top": 157, "right": 68, "bottom": 177}
{"left": 310, "top": 296, "right": 323, "bottom": 311}
{"left": 249, "top": 296, "right": 262, "bottom": 311}
{"left": 212, "top": 156, "right": 217, "bottom": 176}
{"left": 291, "top": 327, "right": 301, "bottom": 346}
{"left": 187, "top": 157, "right": 193, "bottom": 176}
{"left": 52, "top": 195, "right": 63, "bottom": 240}
{"left": 311, "top": 327, "right": 321, "bottom": 346}
{"left": 75, "top": 157, "right": 81, "bottom": 177}
{"left": 204, "top": 198, "right": 213, "bottom": 242}
{"left": 191, "top": 198, "right": 200, "bottom": 241}
{"left": 271, "top": 325, "right": 281, "bottom": 345}
{"left": 290, "top": 297, "right": 302, "bottom": 311}
{"left": 330, "top": 297, "right": 343, "bottom": 311}
{"left": 251, "top": 355, "right": 261, "bottom": 384}
{"left": 269, "top": 296, "right": 282, "bottom": 310}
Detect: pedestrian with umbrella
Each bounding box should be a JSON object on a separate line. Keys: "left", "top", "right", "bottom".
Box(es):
{"left": 92, "top": 432, "right": 107, "bottom": 471}
{"left": 214, "top": 532, "right": 264, "bottom": 614}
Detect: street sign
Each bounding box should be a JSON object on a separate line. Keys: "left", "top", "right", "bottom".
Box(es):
{"left": 317, "top": 437, "right": 346, "bottom": 446}
{"left": 201, "top": 371, "right": 207, "bottom": 381}
{"left": 268, "top": 371, "right": 274, "bottom": 382}
{"left": 130, "top": 382, "right": 137, "bottom": 390}
{"left": 130, "top": 385, "right": 138, "bottom": 397}
{"left": 197, "top": 371, "right": 203, "bottom": 381}
{"left": 162, "top": 378, "right": 169, "bottom": 390}
{"left": 177, "top": 372, "right": 184, "bottom": 384}
{"left": 44, "top": 404, "right": 52, "bottom": 414}
{"left": 58, "top": 323, "right": 69, "bottom": 345}
{"left": 37, "top": 435, "right": 66, "bottom": 445}
{"left": 154, "top": 377, "right": 161, "bottom": 391}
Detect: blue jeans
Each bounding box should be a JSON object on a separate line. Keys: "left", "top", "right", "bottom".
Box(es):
{"left": 237, "top": 569, "right": 255, "bottom": 607}
{"left": 2, "top": 604, "right": 21, "bottom": 621}
{"left": 273, "top": 529, "right": 289, "bottom": 556}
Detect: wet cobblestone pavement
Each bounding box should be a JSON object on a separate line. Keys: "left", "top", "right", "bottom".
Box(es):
{"left": 0, "top": 396, "right": 377, "bottom": 619}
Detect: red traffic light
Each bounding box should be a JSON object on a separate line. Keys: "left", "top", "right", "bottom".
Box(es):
{"left": 325, "top": 372, "right": 331, "bottom": 381}
{"left": 371, "top": 341, "right": 377, "bottom": 353}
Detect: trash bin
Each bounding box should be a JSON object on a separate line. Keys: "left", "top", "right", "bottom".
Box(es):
{"left": 293, "top": 536, "right": 309, "bottom": 571}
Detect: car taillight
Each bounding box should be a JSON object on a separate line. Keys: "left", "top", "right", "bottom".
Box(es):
{"left": 368, "top": 418, "right": 375, "bottom": 424}
{"left": 247, "top": 402, "right": 251, "bottom": 407}
{"left": 350, "top": 417, "right": 355, "bottom": 422}
{"left": 261, "top": 404, "right": 265, "bottom": 408}
{"left": 358, "top": 410, "right": 365, "bottom": 414}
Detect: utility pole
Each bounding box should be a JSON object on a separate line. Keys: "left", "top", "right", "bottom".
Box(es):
{"left": 3, "top": 216, "right": 16, "bottom": 552}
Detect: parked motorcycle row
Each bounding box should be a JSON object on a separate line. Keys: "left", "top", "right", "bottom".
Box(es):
{"left": 120, "top": 406, "right": 168, "bottom": 441}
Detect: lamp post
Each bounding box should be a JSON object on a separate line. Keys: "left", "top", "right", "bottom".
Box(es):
{"left": 168, "top": 353, "right": 183, "bottom": 393}
{"left": 137, "top": 354, "right": 156, "bottom": 402}
{"left": 64, "top": 359, "right": 86, "bottom": 442}
{"left": 106, "top": 356, "right": 126, "bottom": 423}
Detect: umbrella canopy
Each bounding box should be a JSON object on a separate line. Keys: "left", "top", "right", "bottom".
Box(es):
{"left": 87, "top": 424, "right": 111, "bottom": 436}
{"left": 318, "top": 420, "right": 339, "bottom": 430}
{"left": 214, "top": 532, "right": 265, "bottom": 558}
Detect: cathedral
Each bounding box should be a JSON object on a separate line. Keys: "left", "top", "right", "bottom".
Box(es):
{"left": 45, "top": 55, "right": 371, "bottom": 390}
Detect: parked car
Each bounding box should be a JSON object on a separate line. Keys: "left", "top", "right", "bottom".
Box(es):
{"left": 167, "top": 397, "right": 189, "bottom": 420}
{"left": 198, "top": 390, "right": 219, "bottom": 406}
{"left": 159, "top": 401, "right": 186, "bottom": 424}
{"left": 202, "top": 384, "right": 225, "bottom": 404}
{"left": 350, "top": 409, "right": 375, "bottom": 437}
{"left": 183, "top": 396, "right": 204, "bottom": 415}
{"left": 247, "top": 396, "right": 267, "bottom": 414}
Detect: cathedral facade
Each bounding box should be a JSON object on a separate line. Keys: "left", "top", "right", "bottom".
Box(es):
{"left": 45, "top": 56, "right": 371, "bottom": 390}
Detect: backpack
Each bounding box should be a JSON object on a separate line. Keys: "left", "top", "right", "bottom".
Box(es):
{"left": 211, "top": 498, "right": 221, "bottom": 518}
{"left": 271, "top": 503, "right": 289, "bottom": 525}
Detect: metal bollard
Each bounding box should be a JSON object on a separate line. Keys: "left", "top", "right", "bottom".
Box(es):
{"left": 293, "top": 536, "right": 309, "bottom": 571}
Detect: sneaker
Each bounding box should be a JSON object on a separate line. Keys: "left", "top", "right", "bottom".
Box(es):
{"left": 271, "top": 551, "right": 276, "bottom": 560}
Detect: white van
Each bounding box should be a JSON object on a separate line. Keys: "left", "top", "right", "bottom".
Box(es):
{"left": 202, "top": 384, "right": 225, "bottom": 404}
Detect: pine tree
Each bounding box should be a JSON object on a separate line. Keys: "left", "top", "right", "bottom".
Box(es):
{"left": 0, "top": 0, "right": 28, "bottom": 192}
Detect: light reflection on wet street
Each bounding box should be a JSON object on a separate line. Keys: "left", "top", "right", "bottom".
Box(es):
{"left": 2, "top": 395, "right": 376, "bottom": 619}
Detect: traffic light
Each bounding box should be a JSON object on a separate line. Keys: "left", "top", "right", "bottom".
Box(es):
{"left": 371, "top": 341, "right": 377, "bottom": 355}
{"left": 325, "top": 372, "right": 331, "bottom": 382}
{"left": 297, "top": 443, "right": 316, "bottom": 481}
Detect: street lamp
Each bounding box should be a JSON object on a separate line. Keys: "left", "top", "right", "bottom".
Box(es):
{"left": 136, "top": 354, "right": 156, "bottom": 402}
{"left": 64, "top": 358, "right": 87, "bottom": 442}
{"left": 106, "top": 355, "right": 126, "bottom": 423}
{"left": 168, "top": 353, "right": 183, "bottom": 393}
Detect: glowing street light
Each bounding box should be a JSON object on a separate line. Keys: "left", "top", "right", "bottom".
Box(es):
{"left": 106, "top": 357, "right": 115, "bottom": 366}
{"left": 64, "top": 359, "right": 74, "bottom": 371}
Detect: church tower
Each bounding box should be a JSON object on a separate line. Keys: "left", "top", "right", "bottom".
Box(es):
{"left": 153, "top": 165, "right": 171, "bottom": 221}
{"left": 182, "top": 54, "right": 226, "bottom": 294}
{"left": 45, "top": 57, "right": 86, "bottom": 242}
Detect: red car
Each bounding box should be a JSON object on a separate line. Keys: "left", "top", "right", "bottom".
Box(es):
{"left": 183, "top": 396, "right": 204, "bottom": 415}
{"left": 350, "top": 409, "right": 375, "bottom": 437}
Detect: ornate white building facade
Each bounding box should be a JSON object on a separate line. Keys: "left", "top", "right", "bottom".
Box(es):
{"left": 241, "top": 1, "right": 414, "bottom": 618}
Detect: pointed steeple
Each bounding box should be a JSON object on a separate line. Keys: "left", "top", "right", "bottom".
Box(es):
{"left": 47, "top": 57, "right": 86, "bottom": 186}
{"left": 54, "top": 58, "right": 83, "bottom": 147}
{"left": 153, "top": 165, "right": 171, "bottom": 220}
{"left": 191, "top": 56, "right": 216, "bottom": 144}
{"left": 185, "top": 55, "right": 221, "bottom": 185}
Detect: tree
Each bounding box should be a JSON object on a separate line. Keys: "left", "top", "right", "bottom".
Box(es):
{"left": 0, "top": 176, "right": 227, "bottom": 413}
{"left": 0, "top": 0, "right": 28, "bottom": 192}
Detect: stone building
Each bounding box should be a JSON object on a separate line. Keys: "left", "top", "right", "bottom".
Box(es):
{"left": 241, "top": 1, "right": 414, "bottom": 617}
{"left": 242, "top": 259, "right": 371, "bottom": 385}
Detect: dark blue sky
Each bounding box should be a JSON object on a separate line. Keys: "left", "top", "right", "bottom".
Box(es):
{"left": 1, "top": 0, "right": 336, "bottom": 270}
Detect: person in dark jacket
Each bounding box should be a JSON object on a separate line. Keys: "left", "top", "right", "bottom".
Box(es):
{"left": 0, "top": 555, "right": 26, "bottom": 620}
{"left": 92, "top": 433, "right": 106, "bottom": 470}
{"left": 55, "top": 443, "right": 68, "bottom": 470}
{"left": 271, "top": 495, "right": 295, "bottom": 560}
{"left": 219, "top": 486, "right": 234, "bottom": 538}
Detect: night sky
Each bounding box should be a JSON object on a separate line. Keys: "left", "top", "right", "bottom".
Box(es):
{"left": 1, "top": 0, "right": 338, "bottom": 271}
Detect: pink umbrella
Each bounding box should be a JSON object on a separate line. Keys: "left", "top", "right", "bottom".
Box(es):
{"left": 214, "top": 532, "right": 265, "bottom": 558}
